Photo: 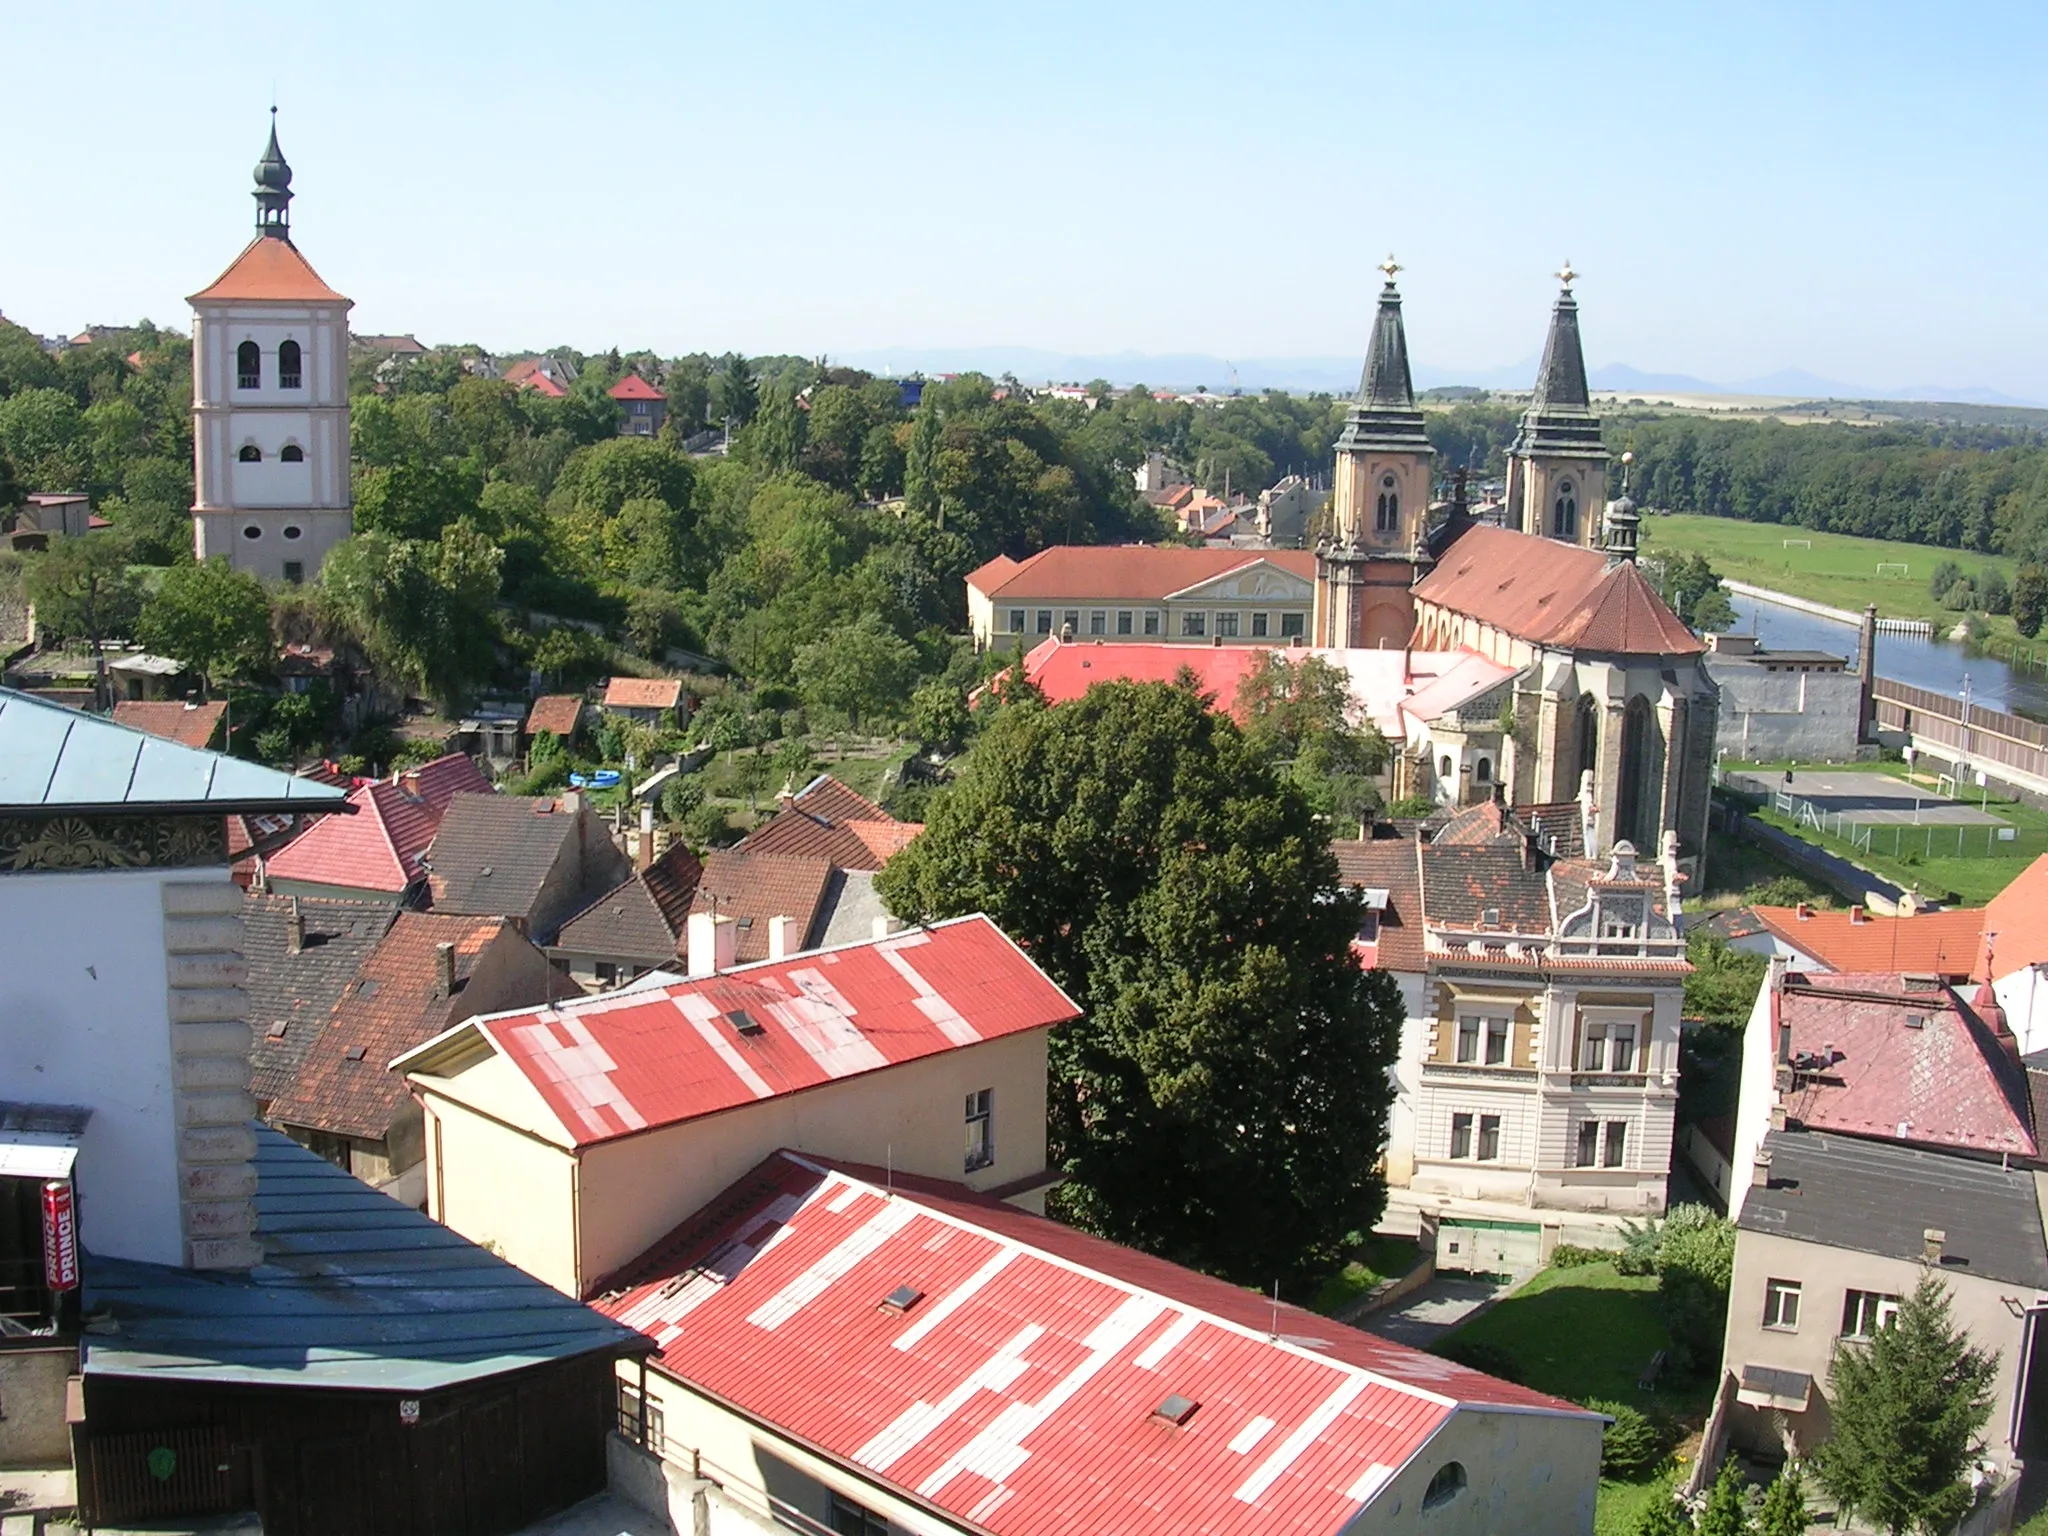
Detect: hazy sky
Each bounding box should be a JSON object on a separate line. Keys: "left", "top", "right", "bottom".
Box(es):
{"left": 4, "top": 1, "right": 2044, "bottom": 395}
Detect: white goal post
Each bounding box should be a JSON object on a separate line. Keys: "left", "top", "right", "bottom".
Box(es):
{"left": 1936, "top": 773, "right": 1958, "bottom": 798}
{"left": 1876, "top": 562, "right": 1910, "bottom": 577}
{"left": 1782, "top": 538, "right": 1812, "bottom": 549}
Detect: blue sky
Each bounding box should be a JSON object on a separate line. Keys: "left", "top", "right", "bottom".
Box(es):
{"left": 3, "top": 1, "right": 2044, "bottom": 396}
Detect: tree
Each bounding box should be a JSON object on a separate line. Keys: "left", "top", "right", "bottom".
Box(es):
{"left": 1235, "top": 654, "right": 1390, "bottom": 831}
{"left": 25, "top": 533, "right": 142, "bottom": 650}
{"left": 1652, "top": 1204, "right": 1736, "bottom": 1374}
{"left": 1813, "top": 1274, "right": 1996, "bottom": 1536}
{"left": 1756, "top": 1463, "right": 1808, "bottom": 1536}
{"left": 137, "top": 557, "right": 272, "bottom": 698}
{"left": 903, "top": 404, "right": 941, "bottom": 522}
{"left": 908, "top": 679, "right": 970, "bottom": 751}
{"left": 875, "top": 679, "right": 1401, "bottom": 1284}
{"left": 531, "top": 626, "right": 610, "bottom": 690}
{"left": 1684, "top": 930, "right": 1767, "bottom": 1028}
{"left": 321, "top": 521, "right": 503, "bottom": 709}
{"left": 1630, "top": 1490, "right": 1691, "bottom": 1536}
{"left": 2012, "top": 564, "right": 2048, "bottom": 638}
{"left": 0, "top": 387, "right": 87, "bottom": 489}
{"left": 791, "top": 613, "right": 916, "bottom": 732}
{"left": 712, "top": 353, "right": 758, "bottom": 429}
{"left": 746, "top": 382, "right": 807, "bottom": 474}
{"left": 1694, "top": 1456, "right": 1747, "bottom": 1536}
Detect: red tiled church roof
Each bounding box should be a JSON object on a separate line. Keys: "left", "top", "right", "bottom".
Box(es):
{"left": 189, "top": 236, "right": 348, "bottom": 304}
{"left": 1415, "top": 525, "right": 1700, "bottom": 655}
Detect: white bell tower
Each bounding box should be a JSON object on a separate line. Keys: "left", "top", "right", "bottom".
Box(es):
{"left": 188, "top": 112, "right": 353, "bottom": 583}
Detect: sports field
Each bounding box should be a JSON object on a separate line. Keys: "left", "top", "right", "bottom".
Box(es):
{"left": 1635, "top": 514, "right": 2015, "bottom": 626}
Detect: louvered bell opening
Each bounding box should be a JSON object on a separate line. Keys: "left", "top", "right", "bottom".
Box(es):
{"left": 880, "top": 1284, "right": 924, "bottom": 1315}
{"left": 1153, "top": 1393, "right": 1199, "bottom": 1426}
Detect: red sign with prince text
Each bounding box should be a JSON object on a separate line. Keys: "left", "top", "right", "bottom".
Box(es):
{"left": 42, "top": 1180, "right": 78, "bottom": 1292}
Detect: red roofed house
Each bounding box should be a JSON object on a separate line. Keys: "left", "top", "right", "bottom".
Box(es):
{"left": 601, "top": 674, "right": 686, "bottom": 729}
{"left": 735, "top": 772, "right": 915, "bottom": 872}
{"left": 1743, "top": 901, "right": 1986, "bottom": 983}
{"left": 966, "top": 546, "right": 1315, "bottom": 650}
{"left": 263, "top": 752, "right": 490, "bottom": 904}
{"left": 110, "top": 699, "right": 228, "bottom": 751}
{"left": 1981, "top": 852, "right": 2048, "bottom": 1052}
{"left": 264, "top": 910, "right": 574, "bottom": 1204}
{"left": 524, "top": 692, "right": 586, "bottom": 748}
{"left": 396, "top": 914, "right": 1080, "bottom": 1297}
{"left": 592, "top": 1151, "right": 1602, "bottom": 1536}
{"left": 609, "top": 373, "right": 667, "bottom": 436}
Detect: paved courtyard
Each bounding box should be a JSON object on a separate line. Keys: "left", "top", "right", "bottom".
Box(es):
{"left": 1366, "top": 1275, "right": 1513, "bottom": 1349}
{"left": 1773, "top": 768, "right": 2006, "bottom": 826}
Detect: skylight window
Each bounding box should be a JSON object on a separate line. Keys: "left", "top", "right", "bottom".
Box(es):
{"left": 880, "top": 1284, "right": 923, "bottom": 1314}
{"left": 1153, "top": 1393, "right": 1200, "bottom": 1425}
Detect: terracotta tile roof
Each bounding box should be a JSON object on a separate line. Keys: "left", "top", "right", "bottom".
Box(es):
{"left": 602, "top": 676, "right": 683, "bottom": 710}
{"left": 1755, "top": 904, "right": 1986, "bottom": 978}
{"left": 426, "top": 793, "right": 627, "bottom": 940}
{"left": 1431, "top": 801, "right": 1522, "bottom": 847}
{"left": 267, "top": 913, "right": 525, "bottom": 1141}
{"left": 967, "top": 545, "right": 1314, "bottom": 603}
{"left": 734, "top": 774, "right": 906, "bottom": 871}
{"left": 1417, "top": 843, "right": 1551, "bottom": 933}
{"left": 593, "top": 1152, "right": 1593, "bottom": 1536}
{"left": 244, "top": 895, "right": 398, "bottom": 1105}
{"left": 607, "top": 374, "right": 665, "bottom": 401}
{"left": 1517, "top": 800, "right": 1587, "bottom": 858}
{"left": 1415, "top": 525, "right": 1700, "bottom": 655}
{"left": 266, "top": 753, "right": 490, "bottom": 895}
{"left": 524, "top": 694, "right": 584, "bottom": 737}
{"left": 692, "top": 850, "right": 836, "bottom": 961}
{"left": 555, "top": 845, "right": 705, "bottom": 965}
{"left": 188, "top": 236, "right": 348, "bottom": 304}
{"left": 1982, "top": 853, "right": 2048, "bottom": 981}
{"left": 1773, "top": 970, "right": 2035, "bottom": 1158}
{"left": 1332, "top": 835, "right": 1425, "bottom": 972}
{"left": 110, "top": 699, "right": 226, "bottom": 751}
{"left": 404, "top": 916, "right": 1081, "bottom": 1149}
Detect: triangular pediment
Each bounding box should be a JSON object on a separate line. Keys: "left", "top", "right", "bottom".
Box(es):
{"left": 1167, "top": 559, "right": 1315, "bottom": 603}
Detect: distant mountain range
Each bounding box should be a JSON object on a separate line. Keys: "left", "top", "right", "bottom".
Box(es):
{"left": 838, "top": 346, "right": 2040, "bottom": 409}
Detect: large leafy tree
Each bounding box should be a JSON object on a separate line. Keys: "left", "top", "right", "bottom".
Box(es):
{"left": 876, "top": 678, "right": 1400, "bottom": 1284}
{"left": 792, "top": 612, "right": 916, "bottom": 731}
{"left": 137, "top": 556, "right": 272, "bottom": 698}
{"left": 321, "top": 520, "right": 503, "bottom": 708}
{"left": 1235, "top": 653, "right": 1389, "bottom": 832}
{"left": 1813, "top": 1274, "right": 1995, "bottom": 1536}
{"left": 26, "top": 533, "right": 143, "bottom": 705}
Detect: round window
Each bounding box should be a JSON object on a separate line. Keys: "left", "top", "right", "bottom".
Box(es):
{"left": 242, "top": 525, "right": 263, "bottom": 541}
{"left": 1423, "top": 1462, "right": 1467, "bottom": 1510}
{"left": 283, "top": 525, "right": 303, "bottom": 541}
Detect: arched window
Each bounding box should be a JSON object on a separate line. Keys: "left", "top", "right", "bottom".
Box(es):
{"left": 1576, "top": 693, "right": 1600, "bottom": 787}
{"left": 280, "top": 444, "right": 305, "bottom": 462}
{"left": 1423, "top": 1462, "right": 1468, "bottom": 1510}
{"left": 236, "top": 340, "right": 261, "bottom": 390}
{"left": 1476, "top": 756, "right": 1492, "bottom": 784}
{"left": 1438, "top": 754, "right": 1453, "bottom": 782}
{"left": 1553, "top": 480, "right": 1578, "bottom": 540}
{"left": 278, "top": 339, "right": 302, "bottom": 390}
{"left": 238, "top": 444, "right": 262, "bottom": 463}
{"left": 1374, "top": 473, "right": 1400, "bottom": 534}
{"left": 1617, "top": 696, "right": 1654, "bottom": 849}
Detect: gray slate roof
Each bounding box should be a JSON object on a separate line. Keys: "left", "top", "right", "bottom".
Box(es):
{"left": 1334, "top": 281, "right": 1434, "bottom": 458}
{"left": 82, "top": 1127, "right": 649, "bottom": 1390}
{"left": 1742, "top": 1129, "right": 2048, "bottom": 1289}
{"left": 0, "top": 687, "right": 346, "bottom": 814}
{"left": 244, "top": 896, "right": 400, "bottom": 1105}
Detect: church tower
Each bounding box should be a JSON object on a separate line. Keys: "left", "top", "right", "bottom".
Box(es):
{"left": 188, "top": 113, "right": 353, "bottom": 584}
{"left": 1504, "top": 265, "right": 1608, "bottom": 547}
{"left": 1313, "top": 259, "right": 1436, "bottom": 649}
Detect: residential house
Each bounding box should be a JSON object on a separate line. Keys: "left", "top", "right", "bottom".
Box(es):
{"left": 1730, "top": 901, "right": 1986, "bottom": 982}
{"left": 397, "top": 914, "right": 1079, "bottom": 1298}
{"left": 733, "top": 771, "right": 916, "bottom": 872}
{"left": 609, "top": 373, "right": 667, "bottom": 436}
{"left": 1980, "top": 853, "right": 2048, "bottom": 1051}
{"left": 263, "top": 752, "right": 490, "bottom": 904}
{"left": 262, "top": 910, "right": 574, "bottom": 1206}
{"left": 110, "top": 698, "right": 227, "bottom": 751}
{"left": 502, "top": 354, "right": 577, "bottom": 397}
{"left": 1255, "top": 474, "right": 1325, "bottom": 547}
{"left": 525, "top": 692, "right": 586, "bottom": 750}
{"left": 601, "top": 675, "right": 685, "bottom": 729}
{"left": 424, "top": 790, "right": 632, "bottom": 944}
{"left": 966, "top": 546, "right": 1316, "bottom": 649}
{"left": 593, "top": 1150, "right": 1604, "bottom": 1536}
{"left": 551, "top": 842, "right": 704, "bottom": 988}
{"left": 243, "top": 893, "right": 399, "bottom": 1112}
{"left": 688, "top": 849, "right": 839, "bottom": 964}
{"left": 9, "top": 491, "right": 95, "bottom": 545}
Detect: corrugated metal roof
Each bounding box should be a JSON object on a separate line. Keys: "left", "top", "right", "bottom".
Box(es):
{"left": 82, "top": 1128, "right": 646, "bottom": 1390}
{"left": 398, "top": 915, "right": 1080, "bottom": 1149}
{"left": 0, "top": 688, "right": 348, "bottom": 814}
{"left": 596, "top": 1152, "right": 1593, "bottom": 1536}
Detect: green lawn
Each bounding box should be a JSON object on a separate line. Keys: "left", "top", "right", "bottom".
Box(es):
{"left": 1690, "top": 827, "right": 1841, "bottom": 913}
{"left": 1638, "top": 513, "right": 2016, "bottom": 629}
{"left": 1305, "top": 1235, "right": 1423, "bottom": 1315}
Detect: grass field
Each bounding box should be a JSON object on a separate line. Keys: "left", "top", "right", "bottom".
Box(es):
{"left": 1638, "top": 514, "right": 2015, "bottom": 628}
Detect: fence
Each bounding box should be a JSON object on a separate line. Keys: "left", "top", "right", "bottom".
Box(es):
{"left": 1874, "top": 678, "right": 2048, "bottom": 792}
{"left": 1721, "top": 772, "right": 2045, "bottom": 863}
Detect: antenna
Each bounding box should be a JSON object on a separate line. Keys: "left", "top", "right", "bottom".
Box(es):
{"left": 1269, "top": 1280, "right": 1280, "bottom": 1341}
{"left": 886, "top": 1143, "right": 893, "bottom": 1196}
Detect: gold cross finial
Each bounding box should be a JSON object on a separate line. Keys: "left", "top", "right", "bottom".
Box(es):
{"left": 1556, "top": 259, "right": 1578, "bottom": 289}
{"left": 1378, "top": 254, "right": 1402, "bottom": 285}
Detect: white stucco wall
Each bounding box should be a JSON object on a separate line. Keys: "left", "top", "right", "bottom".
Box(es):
{"left": 0, "top": 867, "right": 196, "bottom": 1265}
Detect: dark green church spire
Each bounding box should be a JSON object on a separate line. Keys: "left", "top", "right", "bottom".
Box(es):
{"left": 253, "top": 108, "right": 293, "bottom": 239}
{"left": 1335, "top": 257, "right": 1434, "bottom": 456}
{"left": 1531, "top": 261, "right": 1591, "bottom": 410}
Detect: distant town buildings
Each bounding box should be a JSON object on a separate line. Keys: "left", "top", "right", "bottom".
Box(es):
{"left": 609, "top": 372, "right": 667, "bottom": 435}
{"left": 967, "top": 546, "right": 1315, "bottom": 649}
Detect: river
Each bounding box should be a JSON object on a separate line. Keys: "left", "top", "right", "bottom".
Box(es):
{"left": 1727, "top": 592, "right": 2048, "bottom": 724}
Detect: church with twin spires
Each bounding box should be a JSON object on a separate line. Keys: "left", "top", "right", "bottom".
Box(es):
{"left": 187, "top": 115, "right": 354, "bottom": 583}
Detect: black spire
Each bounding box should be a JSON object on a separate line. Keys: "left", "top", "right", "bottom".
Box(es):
{"left": 1335, "top": 257, "right": 1434, "bottom": 457}
{"left": 253, "top": 108, "right": 293, "bottom": 240}
{"left": 1531, "top": 264, "right": 1590, "bottom": 410}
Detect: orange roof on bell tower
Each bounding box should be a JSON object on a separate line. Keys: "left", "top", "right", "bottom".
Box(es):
{"left": 190, "top": 236, "right": 350, "bottom": 305}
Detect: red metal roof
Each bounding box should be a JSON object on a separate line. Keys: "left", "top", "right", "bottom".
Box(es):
{"left": 1415, "top": 525, "right": 1700, "bottom": 655}
{"left": 189, "top": 236, "right": 348, "bottom": 304}
{"left": 420, "top": 915, "right": 1079, "bottom": 1148}
{"left": 1774, "top": 970, "right": 2034, "bottom": 1158}
{"left": 1754, "top": 904, "right": 1986, "bottom": 977}
{"left": 596, "top": 1152, "right": 1590, "bottom": 1536}
{"left": 1010, "top": 638, "right": 1270, "bottom": 717}
{"left": 265, "top": 753, "right": 489, "bottom": 894}
{"left": 608, "top": 374, "right": 667, "bottom": 401}
{"left": 968, "top": 546, "right": 1314, "bottom": 603}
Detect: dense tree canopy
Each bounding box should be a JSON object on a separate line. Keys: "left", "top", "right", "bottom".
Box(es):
{"left": 875, "top": 678, "right": 1402, "bottom": 1284}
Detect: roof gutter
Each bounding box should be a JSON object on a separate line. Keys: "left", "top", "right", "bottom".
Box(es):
{"left": 3, "top": 798, "right": 356, "bottom": 818}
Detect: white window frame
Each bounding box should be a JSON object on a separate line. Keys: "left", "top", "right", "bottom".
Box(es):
{"left": 1449, "top": 1112, "right": 1473, "bottom": 1160}
{"left": 1476, "top": 1113, "right": 1501, "bottom": 1161}
{"left": 1454, "top": 1017, "right": 1481, "bottom": 1064}
{"left": 1842, "top": 1289, "right": 1901, "bottom": 1339}
{"left": 1216, "top": 611, "right": 1239, "bottom": 638}
{"left": 964, "top": 1088, "right": 994, "bottom": 1172}
{"left": 1763, "top": 1278, "right": 1802, "bottom": 1331}
{"left": 1008, "top": 608, "right": 1026, "bottom": 633}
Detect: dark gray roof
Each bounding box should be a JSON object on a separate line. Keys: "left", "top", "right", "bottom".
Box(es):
{"left": 244, "top": 895, "right": 399, "bottom": 1105}
{"left": 0, "top": 688, "right": 347, "bottom": 814}
{"left": 1334, "top": 282, "right": 1435, "bottom": 459}
{"left": 1509, "top": 284, "right": 1607, "bottom": 464}
{"left": 426, "top": 793, "right": 575, "bottom": 921}
{"left": 82, "top": 1127, "right": 648, "bottom": 1390}
{"left": 1742, "top": 1129, "right": 2048, "bottom": 1289}
{"left": 557, "top": 873, "right": 682, "bottom": 965}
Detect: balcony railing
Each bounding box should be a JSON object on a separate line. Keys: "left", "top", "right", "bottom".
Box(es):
{"left": 1419, "top": 1062, "right": 1537, "bottom": 1082}
{"left": 1570, "top": 1071, "right": 1650, "bottom": 1088}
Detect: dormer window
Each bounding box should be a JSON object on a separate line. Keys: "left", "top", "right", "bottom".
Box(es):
{"left": 236, "top": 340, "right": 261, "bottom": 390}
{"left": 1553, "top": 481, "right": 1578, "bottom": 539}
{"left": 278, "top": 339, "right": 303, "bottom": 390}
{"left": 238, "top": 444, "right": 262, "bottom": 463}
{"left": 1375, "top": 473, "right": 1399, "bottom": 533}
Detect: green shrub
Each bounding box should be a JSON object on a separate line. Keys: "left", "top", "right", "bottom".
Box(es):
{"left": 1386, "top": 794, "right": 1437, "bottom": 818}
{"left": 1583, "top": 1398, "right": 1667, "bottom": 1479}
{"left": 1549, "top": 1243, "right": 1607, "bottom": 1269}
{"left": 1615, "top": 1217, "right": 1662, "bottom": 1276}
{"left": 1433, "top": 1338, "right": 1520, "bottom": 1382}
{"left": 683, "top": 799, "right": 737, "bottom": 849}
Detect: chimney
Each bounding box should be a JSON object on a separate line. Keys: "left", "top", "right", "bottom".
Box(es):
{"left": 1849, "top": 905, "right": 1866, "bottom": 924}
{"left": 1857, "top": 602, "right": 1878, "bottom": 744}
{"left": 777, "top": 780, "right": 797, "bottom": 812}
{"left": 286, "top": 896, "right": 304, "bottom": 954}
{"left": 767, "top": 914, "right": 799, "bottom": 961}
{"left": 687, "top": 912, "right": 736, "bottom": 978}
{"left": 435, "top": 940, "right": 455, "bottom": 995}
{"left": 1752, "top": 1149, "right": 1772, "bottom": 1189}
{"left": 559, "top": 788, "right": 582, "bottom": 817}
{"left": 1923, "top": 1227, "right": 1946, "bottom": 1264}
{"left": 1795, "top": 902, "right": 1812, "bottom": 920}
{"left": 400, "top": 767, "right": 422, "bottom": 801}
{"left": 637, "top": 803, "right": 656, "bottom": 873}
